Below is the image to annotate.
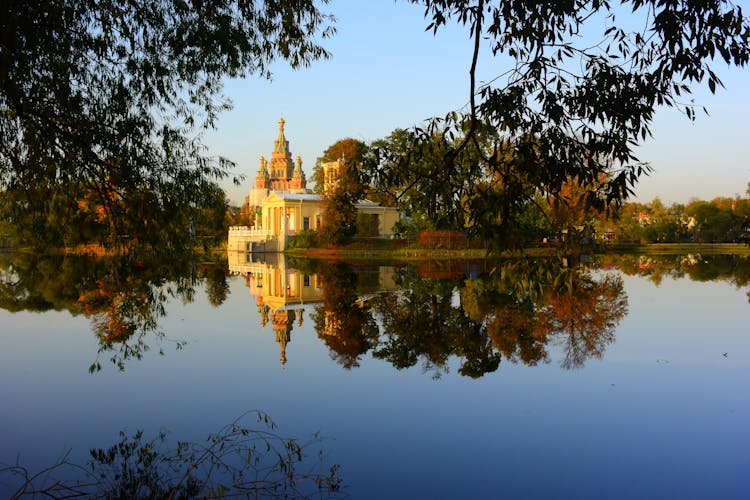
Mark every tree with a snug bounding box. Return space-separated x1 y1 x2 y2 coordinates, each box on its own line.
317 139 368 245
538 273 627 369
368 126 486 231
312 138 368 194
685 199 741 242
1 0 334 248
399 0 748 248
192 184 231 239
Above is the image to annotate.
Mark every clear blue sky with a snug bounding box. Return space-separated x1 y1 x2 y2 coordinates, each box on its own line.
206 0 750 207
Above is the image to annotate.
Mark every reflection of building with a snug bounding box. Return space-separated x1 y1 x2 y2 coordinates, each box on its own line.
271 309 295 365
229 252 321 366
228 117 400 252
228 253 397 365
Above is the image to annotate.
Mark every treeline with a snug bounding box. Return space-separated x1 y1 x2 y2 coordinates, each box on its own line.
307 131 750 248
602 194 750 244
0 182 231 250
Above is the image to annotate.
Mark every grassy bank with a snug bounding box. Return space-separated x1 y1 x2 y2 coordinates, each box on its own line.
605 243 750 255
283 241 750 260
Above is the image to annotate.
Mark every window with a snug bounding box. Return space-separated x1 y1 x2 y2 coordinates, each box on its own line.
303 216 310 230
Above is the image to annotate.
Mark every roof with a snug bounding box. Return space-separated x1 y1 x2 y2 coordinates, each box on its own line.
265 192 323 203
355 203 400 212
263 192 399 211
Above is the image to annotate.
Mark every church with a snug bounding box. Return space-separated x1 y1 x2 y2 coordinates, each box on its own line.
229 117 400 252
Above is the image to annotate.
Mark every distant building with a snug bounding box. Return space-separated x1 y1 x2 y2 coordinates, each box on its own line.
230 117 400 252
637 211 654 226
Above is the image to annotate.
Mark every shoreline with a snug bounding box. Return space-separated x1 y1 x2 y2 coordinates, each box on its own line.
281 242 750 260
5 242 748 260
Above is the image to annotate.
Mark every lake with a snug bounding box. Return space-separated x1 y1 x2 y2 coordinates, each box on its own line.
1 251 748 498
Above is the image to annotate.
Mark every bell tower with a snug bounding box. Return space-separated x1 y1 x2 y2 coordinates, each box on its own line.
245 116 309 216
269 117 294 182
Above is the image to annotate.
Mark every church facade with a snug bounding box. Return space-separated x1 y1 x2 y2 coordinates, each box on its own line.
229 117 400 252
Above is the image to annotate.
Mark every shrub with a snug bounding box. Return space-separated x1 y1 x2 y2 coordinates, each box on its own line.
355 213 380 237
2 412 344 498
287 229 319 249
417 229 468 249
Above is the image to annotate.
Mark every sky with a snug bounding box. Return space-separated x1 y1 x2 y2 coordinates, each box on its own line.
205 0 750 207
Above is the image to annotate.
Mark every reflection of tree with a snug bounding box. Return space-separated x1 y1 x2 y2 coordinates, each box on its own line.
463 278 548 367
0 251 226 372
467 260 628 370
537 274 627 369
600 254 750 301
371 270 500 379
200 262 230 307
310 262 378 369
300 257 629 377
363 258 628 377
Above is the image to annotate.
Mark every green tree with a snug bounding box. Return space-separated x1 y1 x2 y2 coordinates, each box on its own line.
686 199 738 242
192 184 230 238
367 125 486 232
1 0 334 248
317 140 368 246
404 0 748 247
312 138 368 194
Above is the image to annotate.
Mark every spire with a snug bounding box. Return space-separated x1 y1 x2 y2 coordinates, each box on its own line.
272 309 294 366
293 155 304 179
269 115 294 180
276 330 289 366
274 116 289 154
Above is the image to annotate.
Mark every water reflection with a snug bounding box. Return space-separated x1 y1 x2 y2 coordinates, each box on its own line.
0 251 228 371
3 250 748 498
230 253 632 376
227 252 398 368
599 253 750 297
4 250 749 376
372 259 628 376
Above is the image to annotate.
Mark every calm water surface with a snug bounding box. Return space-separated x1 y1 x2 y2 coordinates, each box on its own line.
1 252 748 498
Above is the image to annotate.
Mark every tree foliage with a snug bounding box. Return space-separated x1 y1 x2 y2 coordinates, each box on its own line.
606 193 750 243
368 0 749 247
1 0 334 248
317 139 368 245
313 138 368 194
367 126 485 231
